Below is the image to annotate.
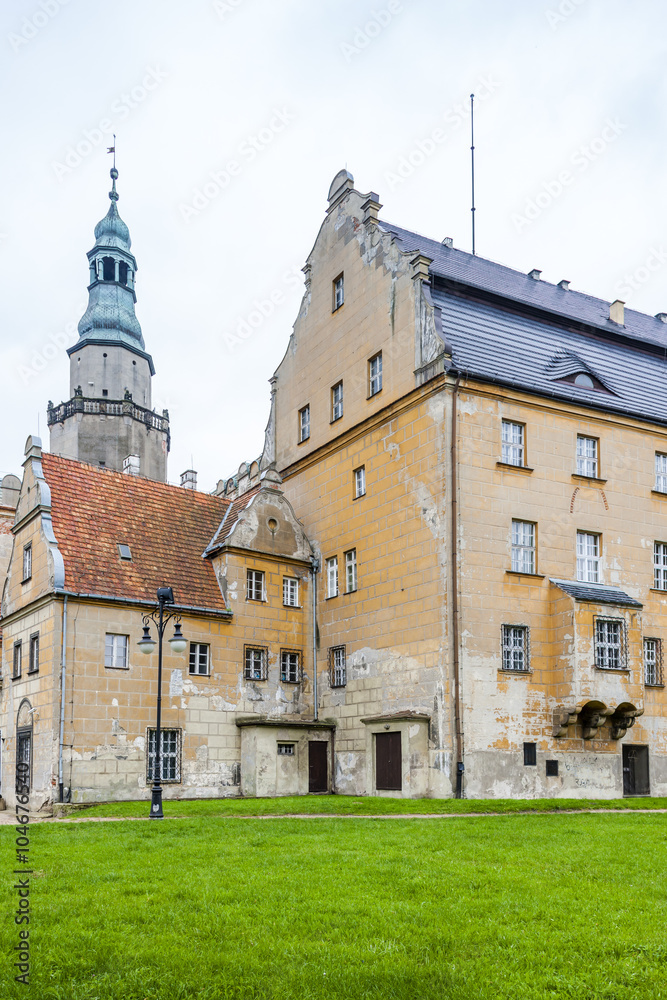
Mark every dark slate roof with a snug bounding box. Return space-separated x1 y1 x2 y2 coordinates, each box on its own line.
550 579 643 608
381 221 667 351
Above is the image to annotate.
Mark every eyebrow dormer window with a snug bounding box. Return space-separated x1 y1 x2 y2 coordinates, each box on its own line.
574 373 594 388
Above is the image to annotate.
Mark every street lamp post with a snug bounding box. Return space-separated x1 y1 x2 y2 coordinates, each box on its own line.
137 586 187 819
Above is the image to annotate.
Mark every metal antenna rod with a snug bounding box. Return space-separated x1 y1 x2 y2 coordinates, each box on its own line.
470 93 476 256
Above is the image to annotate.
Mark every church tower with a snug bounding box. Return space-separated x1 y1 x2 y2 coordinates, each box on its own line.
48 165 170 482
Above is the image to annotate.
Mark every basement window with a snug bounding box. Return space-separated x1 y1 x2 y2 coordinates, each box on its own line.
147 728 181 782
277 743 295 756
546 760 559 777
523 742 537 766
117 543 132 561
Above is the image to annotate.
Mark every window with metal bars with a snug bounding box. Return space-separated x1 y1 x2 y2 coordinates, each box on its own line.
189 642 209 675
501 420 524 466
244 646 267 681
329 645 346 687
654 542 667 590
655 453 667 494
576 435 599 477
594 617 626 669
643 638 663 686
577 531 600 583
280 650 300 683
501 625 529 672
246 569 265 601
146 728 181 782
511 520 535 574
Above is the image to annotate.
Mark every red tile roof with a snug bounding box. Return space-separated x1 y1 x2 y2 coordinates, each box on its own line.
41 455 231 611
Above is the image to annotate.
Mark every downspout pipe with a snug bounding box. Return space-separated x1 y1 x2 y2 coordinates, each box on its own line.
451 374 464 797
58 594 68 803
311 557 320 721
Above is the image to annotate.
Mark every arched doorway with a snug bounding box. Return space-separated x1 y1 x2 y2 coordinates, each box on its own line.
16 699 33 795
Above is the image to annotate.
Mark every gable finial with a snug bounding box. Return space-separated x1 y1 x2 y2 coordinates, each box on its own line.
107 135 118 202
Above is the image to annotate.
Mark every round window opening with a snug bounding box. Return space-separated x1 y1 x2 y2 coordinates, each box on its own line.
267 518 279 533
574 373 595 389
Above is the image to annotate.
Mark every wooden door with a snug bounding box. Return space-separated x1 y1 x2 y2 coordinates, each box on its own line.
375 731 402 791
308 741 328 793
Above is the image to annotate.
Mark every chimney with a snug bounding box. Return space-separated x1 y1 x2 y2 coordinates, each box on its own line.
442 237 453 248
180 469 197 490
558 279 570 290
122 455 140 476
609 299 625 325
528 269 542 280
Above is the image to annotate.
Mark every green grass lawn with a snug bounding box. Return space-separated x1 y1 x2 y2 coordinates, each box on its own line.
3 812 667 999
61 793 667 819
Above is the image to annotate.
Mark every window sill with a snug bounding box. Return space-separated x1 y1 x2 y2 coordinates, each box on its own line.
505 571 545 579
496 462 534 474
21 578 32 585
571 474 607 485
245 676 267 683
297 436 310 446
27 670 39 676
649 589 667 595
283 604 302 610
353 493 366 501
188 671 210 678
498 669 532 675
105 665 130 670
330 416 343 425
651 490 667 498
332 304 344 314
325 594 338 600
280 679 301 685
11 675 22 682
645 682 665 688
594 666 630 673
367 390 383 401
246 598 266 603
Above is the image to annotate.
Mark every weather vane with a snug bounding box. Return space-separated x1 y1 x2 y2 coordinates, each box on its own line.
107 134 116 168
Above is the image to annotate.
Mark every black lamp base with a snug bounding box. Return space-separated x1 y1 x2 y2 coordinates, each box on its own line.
149 784 164 819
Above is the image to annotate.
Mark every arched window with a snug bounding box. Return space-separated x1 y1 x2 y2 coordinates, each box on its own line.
574 373 595 389
102 256 115 281
118 262 129 286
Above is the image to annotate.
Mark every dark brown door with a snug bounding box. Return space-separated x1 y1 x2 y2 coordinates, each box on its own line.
16 729 32 794
623 745 650 796
376 731 402 791
308 741 328 793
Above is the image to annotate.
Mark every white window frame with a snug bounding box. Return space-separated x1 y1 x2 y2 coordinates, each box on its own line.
369 353 382 396
576 435 598 478
511 520 535 574
354 466 366 498
280 650 300 684
332 381 343 421
246 569 265 602
188 642 209 676
330 645 346 687
326 557 338 598
345 549 357 593
595 618 625 670
147 728 181 782
655 453 667 494
244 646 267 681
22 544 32 582
644 637 663 686
501 420 524 467
501 625 529 672
333 274 344 311
105 633 128 669
283 576 299 607
299 405 310 443
654 542 667 591
577 531 600 583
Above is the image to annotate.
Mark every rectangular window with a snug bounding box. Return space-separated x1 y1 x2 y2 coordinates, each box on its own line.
345 548 357 593
244 646 267 681
354 466 366 498
576 435 598 477
147 728 181 782
369 353 382 396
326 556 338 598
105 633 128 669
22 544 32 582
546 760 559 777
654 542 667 590
644 638 663 686
502 625 529 672
28 634 39 675
298 405 310 443
330 645 346 687
188 642 209 676
501 420 524 466
277 743 295 756
246 569 265 601
333 274 344 311
523 742 537 766
595 618 625 669
655 453 667 493
280 650 300 683
283 577 299 607
12 641 22 680
577 531 599 583
331 381 343 421
511 520 535 574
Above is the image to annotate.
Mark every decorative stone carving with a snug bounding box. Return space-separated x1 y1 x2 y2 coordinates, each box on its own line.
552 706 580 738
610 706 643 741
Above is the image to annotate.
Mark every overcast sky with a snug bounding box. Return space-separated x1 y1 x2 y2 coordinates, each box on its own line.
2 0 666 491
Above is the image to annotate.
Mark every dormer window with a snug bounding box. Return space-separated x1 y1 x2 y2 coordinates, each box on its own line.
574 373 594 389
557 371 611 393
102 256 115 281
